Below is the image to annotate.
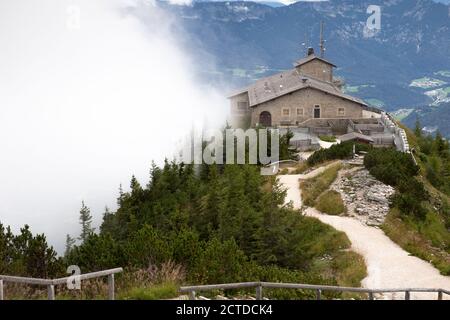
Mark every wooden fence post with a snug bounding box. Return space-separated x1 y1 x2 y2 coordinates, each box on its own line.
256 285 263 300
108 274 115 300
438 290 443 301
189 290 196 300
368 292 374 300
405 291 410 300
0 280 4 300
316 289 321 300
47 285 55 300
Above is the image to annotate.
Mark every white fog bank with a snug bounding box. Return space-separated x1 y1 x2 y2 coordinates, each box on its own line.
0 0 227 252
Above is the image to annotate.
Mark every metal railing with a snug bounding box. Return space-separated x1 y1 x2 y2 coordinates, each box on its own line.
179 282 450 300
0 267 123 300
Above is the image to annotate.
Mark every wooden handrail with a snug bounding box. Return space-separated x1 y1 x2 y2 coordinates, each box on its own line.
0 267 123 300
179 281 450 300
0 275 53 286
52 267 123 285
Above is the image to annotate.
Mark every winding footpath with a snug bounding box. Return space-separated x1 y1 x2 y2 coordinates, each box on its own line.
278 164 450 300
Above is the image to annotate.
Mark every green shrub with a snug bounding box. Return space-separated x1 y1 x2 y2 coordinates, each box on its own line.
0 224 63 278
316 190 347 215
364 148 428 220
66 233 124 272
391 192 427 220
188 238 250 284
364 148 419 187
319 135 337 143
125 225 173 266
307 142 371 167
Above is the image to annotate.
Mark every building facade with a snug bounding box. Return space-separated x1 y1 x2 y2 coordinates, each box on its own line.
229 49 368 128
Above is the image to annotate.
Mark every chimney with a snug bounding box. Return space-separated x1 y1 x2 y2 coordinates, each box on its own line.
307 47 315 56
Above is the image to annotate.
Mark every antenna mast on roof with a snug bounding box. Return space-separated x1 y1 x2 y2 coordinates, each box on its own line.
319 21 326 58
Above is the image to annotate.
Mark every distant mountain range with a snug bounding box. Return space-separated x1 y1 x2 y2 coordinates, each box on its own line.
158 0 450 136
402 102 450 137
192 0 450 5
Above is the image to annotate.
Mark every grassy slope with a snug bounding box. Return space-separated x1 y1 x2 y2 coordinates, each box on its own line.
301 163 342 207
316 190 347 215
382 123 450 275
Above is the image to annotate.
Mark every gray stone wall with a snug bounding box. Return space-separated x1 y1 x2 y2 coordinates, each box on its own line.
296 60 333 82
230 92 251 128
250 87 364 127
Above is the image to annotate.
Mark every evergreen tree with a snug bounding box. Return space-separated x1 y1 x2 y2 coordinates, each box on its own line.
26 234 60 278
1 224 62 277
64 234 76 257
434 131 448 157
79 201 94 243
117 184 125 207
414 118 422 138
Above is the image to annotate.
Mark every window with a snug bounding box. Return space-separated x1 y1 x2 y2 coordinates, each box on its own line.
282 108 290 116
237 101 248 110
338 107 345 116
296 108 304 116
314 105 321 119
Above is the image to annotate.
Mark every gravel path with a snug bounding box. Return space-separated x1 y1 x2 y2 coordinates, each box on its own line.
278 165 450 300
278 161 341 209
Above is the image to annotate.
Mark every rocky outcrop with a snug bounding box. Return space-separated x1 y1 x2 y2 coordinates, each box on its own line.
331 168 395 226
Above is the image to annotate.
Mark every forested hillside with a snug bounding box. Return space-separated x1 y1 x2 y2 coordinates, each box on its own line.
0 159 366 299
62 161 365 299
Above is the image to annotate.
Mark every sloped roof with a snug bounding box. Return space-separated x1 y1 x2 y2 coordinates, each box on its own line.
228 68 367 107
294 54 337 68
339 132 374 143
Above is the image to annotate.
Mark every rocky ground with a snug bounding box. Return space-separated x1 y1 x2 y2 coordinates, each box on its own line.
331 167 395 226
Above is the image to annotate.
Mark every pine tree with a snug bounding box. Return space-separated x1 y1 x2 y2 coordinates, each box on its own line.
100 206 116 235
79 201 95 243
102 206 112 220
117 184 125 207
64 234 76 257
434 130 448 157
414 118 422 138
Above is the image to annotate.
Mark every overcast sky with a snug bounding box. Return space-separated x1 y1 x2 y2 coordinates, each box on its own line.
0 0 227 253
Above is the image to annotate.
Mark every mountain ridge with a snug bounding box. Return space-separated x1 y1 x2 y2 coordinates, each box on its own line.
157 0 450 135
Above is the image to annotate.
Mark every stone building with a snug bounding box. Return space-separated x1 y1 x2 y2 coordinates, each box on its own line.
228 48 370 128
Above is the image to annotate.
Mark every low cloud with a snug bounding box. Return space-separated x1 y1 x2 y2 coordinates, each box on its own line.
0 0 226 252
